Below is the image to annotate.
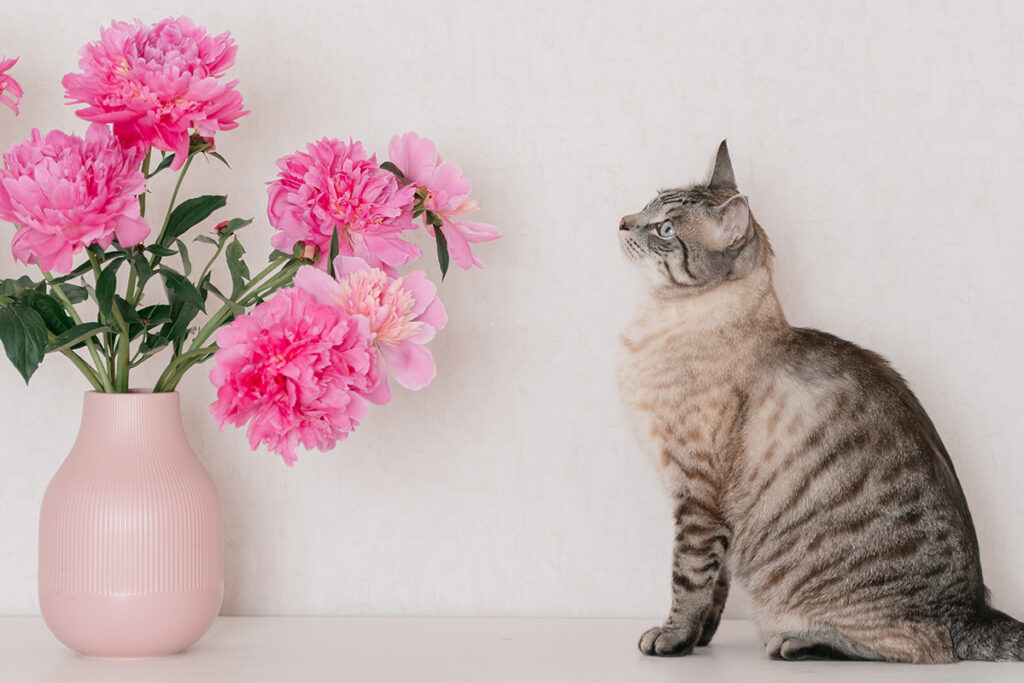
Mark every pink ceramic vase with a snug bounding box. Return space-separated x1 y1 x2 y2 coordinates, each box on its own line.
39 391 223 658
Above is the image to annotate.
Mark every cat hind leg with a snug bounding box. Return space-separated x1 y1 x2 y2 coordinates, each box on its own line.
765 629 883 661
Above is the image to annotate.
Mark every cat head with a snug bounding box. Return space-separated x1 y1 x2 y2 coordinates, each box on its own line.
619 140 770 295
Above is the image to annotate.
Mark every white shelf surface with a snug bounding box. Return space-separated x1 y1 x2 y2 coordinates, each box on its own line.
0 617 1020 682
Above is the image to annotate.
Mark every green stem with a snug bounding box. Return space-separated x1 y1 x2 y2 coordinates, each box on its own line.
106 332 116 383
152 344 218 392
190 258 292 349
110 300 131 392
86 250 102 279
131 152 194 308
139 148 151 217
60 348 104 392
196 238 229 287
85 250 121 380
152 256 295 392
43 272 114 392
154 154 194 249
125 263 138 306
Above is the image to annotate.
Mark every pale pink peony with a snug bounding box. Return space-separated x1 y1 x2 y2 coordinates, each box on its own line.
295 255 447 393
0 124 149 273
388 132 500 269
0 56 23 115
267 138 419 274
209 286 387 466
62 16 247 169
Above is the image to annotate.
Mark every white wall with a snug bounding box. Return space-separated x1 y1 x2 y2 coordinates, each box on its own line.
2 0 1024 623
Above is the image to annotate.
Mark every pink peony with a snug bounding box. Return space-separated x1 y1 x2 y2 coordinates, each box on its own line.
209 286 387 466
0 56 23 115
0 124 149 273
295 255 447 394
267 138 419 274
388 132 500 269
62 16 247 169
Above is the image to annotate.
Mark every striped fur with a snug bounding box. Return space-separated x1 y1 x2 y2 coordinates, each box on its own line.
617 141 1024 663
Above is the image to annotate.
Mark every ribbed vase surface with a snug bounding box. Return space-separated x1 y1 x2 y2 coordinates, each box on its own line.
39 391 223 658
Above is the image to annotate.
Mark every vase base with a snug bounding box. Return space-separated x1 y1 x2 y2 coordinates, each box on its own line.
40 586 223 658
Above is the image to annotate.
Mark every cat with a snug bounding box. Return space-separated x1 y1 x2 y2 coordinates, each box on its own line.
617 140 1024 662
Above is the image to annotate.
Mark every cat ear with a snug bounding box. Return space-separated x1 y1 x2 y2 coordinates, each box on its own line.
709 139 737 191
707 195 750 250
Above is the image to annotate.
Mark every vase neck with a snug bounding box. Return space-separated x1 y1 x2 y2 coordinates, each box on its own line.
73 391 190 461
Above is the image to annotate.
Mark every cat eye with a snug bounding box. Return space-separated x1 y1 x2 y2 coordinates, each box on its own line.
657 221 675 239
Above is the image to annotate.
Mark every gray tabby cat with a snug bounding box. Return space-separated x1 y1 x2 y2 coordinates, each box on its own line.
617 141 1024 662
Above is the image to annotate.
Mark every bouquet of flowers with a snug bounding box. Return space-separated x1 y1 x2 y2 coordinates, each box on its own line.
0 16 500 465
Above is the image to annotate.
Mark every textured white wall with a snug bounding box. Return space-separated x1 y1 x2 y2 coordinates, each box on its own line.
2 0 1024 624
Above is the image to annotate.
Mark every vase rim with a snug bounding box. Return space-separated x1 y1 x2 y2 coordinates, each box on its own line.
84 389 179 395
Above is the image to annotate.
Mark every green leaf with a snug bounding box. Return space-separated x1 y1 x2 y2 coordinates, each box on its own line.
45 322 108 354
47 262 93 284
0 302 48 383
161 195 227 246
425 211 444 229
208 151 230 168
379 161 407 181
205 282 244 316
327 226 340 277
57 283 89 304
195 234 219 246
113 296 141 327
434 225 450 280
133 332 170 366
219 217 252 237
162 302 200 343
132 251 155 290
159 269 206 312
19 290 73 334
148 153 175 177
275 261 301 290
137 304 172 328
188 136 213 156
226 238 250 297
86 243 107 263
146 244 177 257
0 276 44 297
175 239 192 276
94 258 124 321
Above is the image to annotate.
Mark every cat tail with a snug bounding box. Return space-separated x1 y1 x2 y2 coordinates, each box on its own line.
951 609 1024 661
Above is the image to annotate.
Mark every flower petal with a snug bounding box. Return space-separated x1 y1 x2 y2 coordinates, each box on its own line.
380 341 437 391
416 297 448 336
333 254 372 278
388 132 438 187
113 215 150 247
294 265 342 305
439 219 483 270
454 220 502 243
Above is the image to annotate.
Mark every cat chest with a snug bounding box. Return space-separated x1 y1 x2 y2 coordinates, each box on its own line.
618 342 742 493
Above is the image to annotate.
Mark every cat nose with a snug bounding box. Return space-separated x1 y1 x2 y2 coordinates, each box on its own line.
619 217 630 231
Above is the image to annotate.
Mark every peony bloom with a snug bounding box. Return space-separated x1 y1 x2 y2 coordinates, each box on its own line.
267 138 419 274
0 124 149 273
0 56 23 115
295 255 447 394
209 286 386 466
388 132 500 269
62 16 247 169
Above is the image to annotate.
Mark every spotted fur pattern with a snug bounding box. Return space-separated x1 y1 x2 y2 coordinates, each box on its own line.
618 141 1024 663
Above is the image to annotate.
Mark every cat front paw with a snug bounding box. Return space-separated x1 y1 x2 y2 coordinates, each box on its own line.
638 624 698 656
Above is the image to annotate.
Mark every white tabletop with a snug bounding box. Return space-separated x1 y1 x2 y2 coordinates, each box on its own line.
0 617 1019 682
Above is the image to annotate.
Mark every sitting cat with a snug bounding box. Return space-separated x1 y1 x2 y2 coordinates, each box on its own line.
617 141 1024 662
